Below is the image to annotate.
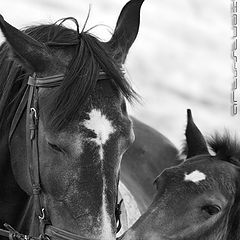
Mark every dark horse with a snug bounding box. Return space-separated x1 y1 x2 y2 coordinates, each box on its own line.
121 110 240 240
0 0 178 239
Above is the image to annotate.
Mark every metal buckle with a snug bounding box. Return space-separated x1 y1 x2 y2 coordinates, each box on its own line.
30 107 38 120
39 208 46 221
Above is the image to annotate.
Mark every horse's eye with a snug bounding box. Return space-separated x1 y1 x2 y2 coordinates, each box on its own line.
201 205 221 216
48 142 63 153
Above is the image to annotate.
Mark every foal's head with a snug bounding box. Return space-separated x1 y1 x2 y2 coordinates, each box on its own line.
0 0 144 239
121 110 240 240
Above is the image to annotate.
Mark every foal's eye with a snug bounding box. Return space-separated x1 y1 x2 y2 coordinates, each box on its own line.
201 205 221 216
48 142 63 153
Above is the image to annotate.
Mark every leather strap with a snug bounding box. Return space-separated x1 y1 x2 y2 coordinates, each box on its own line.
27 71 109 88
28 75 64 88
26 78 48 237
0 228 10 238
26 84 42 217
115 173 123 233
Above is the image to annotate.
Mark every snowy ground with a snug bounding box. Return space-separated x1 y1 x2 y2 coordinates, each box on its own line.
1 0 239 148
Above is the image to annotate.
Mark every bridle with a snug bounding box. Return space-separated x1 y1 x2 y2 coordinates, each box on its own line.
0 72 123 240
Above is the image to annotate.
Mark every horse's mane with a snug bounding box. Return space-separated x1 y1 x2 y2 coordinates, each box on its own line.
208 131 240 167
0 18 137 131
208 134 240 239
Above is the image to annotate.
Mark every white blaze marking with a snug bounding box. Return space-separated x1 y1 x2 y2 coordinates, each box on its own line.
83 109 115 160
83 109 115 239
184 170 206 184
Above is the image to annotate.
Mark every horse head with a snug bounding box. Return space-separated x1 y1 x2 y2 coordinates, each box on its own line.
0 1 144 239
120 109 240 240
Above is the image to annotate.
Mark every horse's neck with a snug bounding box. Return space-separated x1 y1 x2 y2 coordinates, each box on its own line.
117 181 141 237
0 129 29 233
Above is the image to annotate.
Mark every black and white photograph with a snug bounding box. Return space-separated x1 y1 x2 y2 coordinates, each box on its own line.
0 0 239 239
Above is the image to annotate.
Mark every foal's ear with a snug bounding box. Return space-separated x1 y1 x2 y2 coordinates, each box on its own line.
108 0 144 64
0 15 51 73
185 109 209 158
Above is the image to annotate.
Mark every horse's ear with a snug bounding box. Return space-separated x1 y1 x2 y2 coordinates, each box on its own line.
107 0 144 64
185 109 209 158
0 15 51 73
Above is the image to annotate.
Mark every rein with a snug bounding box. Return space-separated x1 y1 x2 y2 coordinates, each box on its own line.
1 72 123 240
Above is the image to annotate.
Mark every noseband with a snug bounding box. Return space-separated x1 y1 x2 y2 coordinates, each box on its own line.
0 72 122 240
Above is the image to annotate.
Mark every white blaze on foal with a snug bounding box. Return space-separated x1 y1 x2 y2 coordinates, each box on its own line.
83 109 116 239
184 170 206 184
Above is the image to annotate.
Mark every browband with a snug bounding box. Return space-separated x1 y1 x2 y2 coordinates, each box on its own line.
28 74 64 88
28 71 109 87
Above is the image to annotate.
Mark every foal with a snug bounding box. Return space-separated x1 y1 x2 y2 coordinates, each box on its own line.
121 110 240 240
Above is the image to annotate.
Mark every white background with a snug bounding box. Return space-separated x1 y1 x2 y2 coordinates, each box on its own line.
0 0 239 148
